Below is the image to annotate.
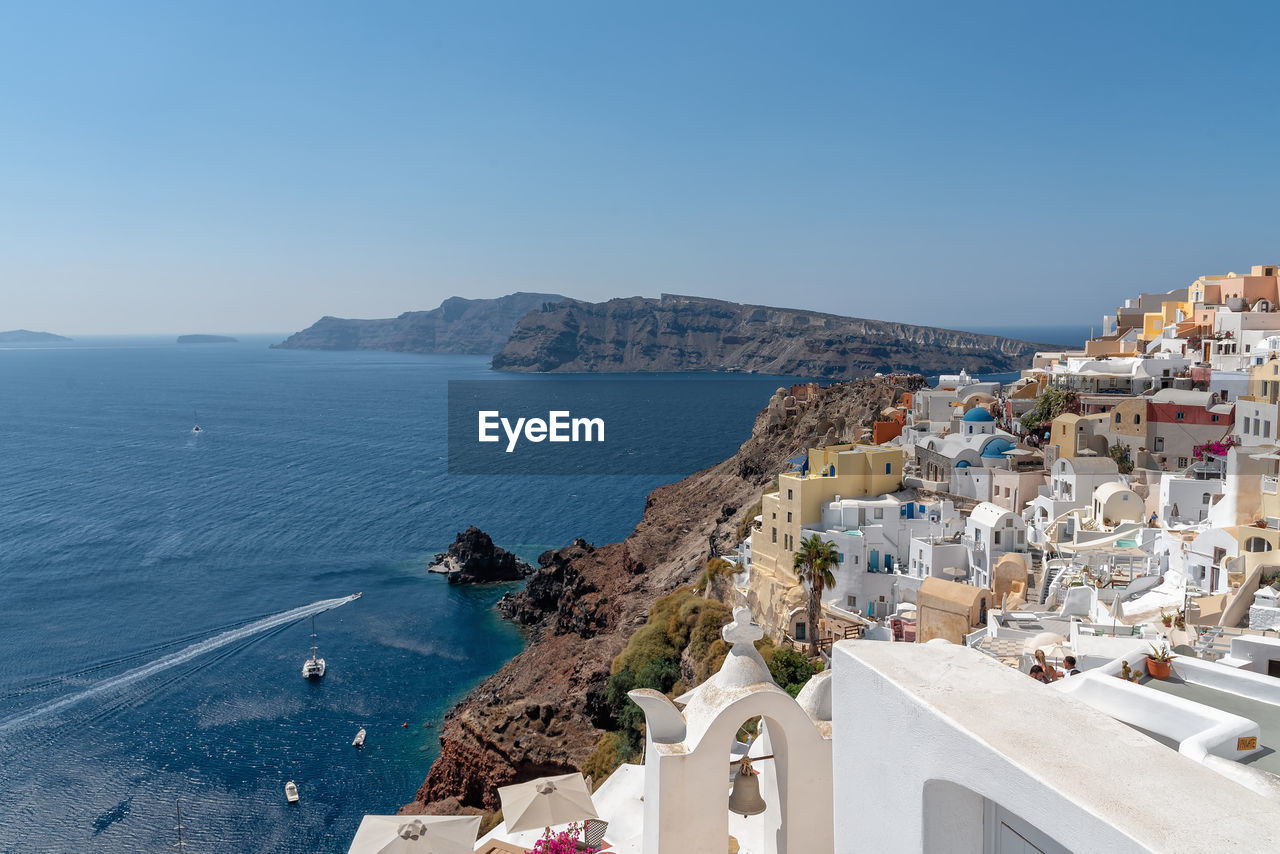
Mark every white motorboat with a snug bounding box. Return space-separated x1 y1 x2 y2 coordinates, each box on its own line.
301 615 325 679
352 727 366 748
284 781 299 804
192 409 202 433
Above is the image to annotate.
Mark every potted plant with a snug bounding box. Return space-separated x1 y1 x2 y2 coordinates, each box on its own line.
1146 643 1175 679
1175 610 1186 630
1160 609 1173 628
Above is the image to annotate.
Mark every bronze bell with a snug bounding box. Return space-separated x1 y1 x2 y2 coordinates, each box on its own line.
728 759 767 817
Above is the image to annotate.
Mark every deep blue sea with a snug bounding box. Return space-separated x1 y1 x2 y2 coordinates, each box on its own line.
0 326 1068 851
0 337 801 853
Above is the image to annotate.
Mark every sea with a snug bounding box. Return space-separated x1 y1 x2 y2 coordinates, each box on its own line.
0 326 1086 852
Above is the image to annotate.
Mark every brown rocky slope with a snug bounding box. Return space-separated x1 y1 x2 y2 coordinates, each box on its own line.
402 376 919 815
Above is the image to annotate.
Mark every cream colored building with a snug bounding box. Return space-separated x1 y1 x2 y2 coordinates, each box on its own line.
747 444 904 640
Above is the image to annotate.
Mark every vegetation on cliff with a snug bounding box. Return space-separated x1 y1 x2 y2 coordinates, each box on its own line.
581 577 819 782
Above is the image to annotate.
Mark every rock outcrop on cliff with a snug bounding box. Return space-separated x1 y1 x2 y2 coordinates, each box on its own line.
273 292 565 355
429 527 534 585
403 376 911 816
491 294 1048 378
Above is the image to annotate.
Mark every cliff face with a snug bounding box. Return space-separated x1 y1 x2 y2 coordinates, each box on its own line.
273 293 565 355
492 294 1044 377
402 376 912 816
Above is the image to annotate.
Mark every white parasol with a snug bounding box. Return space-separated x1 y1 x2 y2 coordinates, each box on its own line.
346 814 481 854
499 773 599 834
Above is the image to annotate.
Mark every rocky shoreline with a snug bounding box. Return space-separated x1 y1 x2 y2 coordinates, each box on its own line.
428 527 534 585
401 377 912 816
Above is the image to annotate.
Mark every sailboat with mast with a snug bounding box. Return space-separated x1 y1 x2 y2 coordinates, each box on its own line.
301 615 325 679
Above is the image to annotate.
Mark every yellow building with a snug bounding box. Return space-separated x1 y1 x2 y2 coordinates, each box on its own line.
753 443 904 577
1141 297 1192 343
1048 412 1110 460
1247 358 1280 405
748 443 904 640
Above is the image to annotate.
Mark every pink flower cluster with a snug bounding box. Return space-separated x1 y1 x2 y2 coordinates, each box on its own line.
1192 436 1238 461
532 823 597 854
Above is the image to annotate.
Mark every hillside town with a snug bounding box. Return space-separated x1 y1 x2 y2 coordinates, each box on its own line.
353 267 1280 854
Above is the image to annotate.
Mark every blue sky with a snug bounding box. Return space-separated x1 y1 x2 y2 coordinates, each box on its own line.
1 2 1277 334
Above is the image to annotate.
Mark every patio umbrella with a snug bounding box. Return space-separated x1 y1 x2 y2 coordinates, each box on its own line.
1022 632 1065 654
346 814 481 854
499 773 599 834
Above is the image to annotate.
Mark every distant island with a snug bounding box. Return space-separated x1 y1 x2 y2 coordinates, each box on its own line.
273 292 565 355
0 329 71 343
177 334 237 344
492 294 1049 378
276 291 1050 378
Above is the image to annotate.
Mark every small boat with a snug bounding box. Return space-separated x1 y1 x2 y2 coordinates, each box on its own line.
301 615 325 679
192 409 202 434
284 781 299 804
352 728 366 748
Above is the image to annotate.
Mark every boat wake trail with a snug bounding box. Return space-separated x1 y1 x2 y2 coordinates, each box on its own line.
0 594 361 735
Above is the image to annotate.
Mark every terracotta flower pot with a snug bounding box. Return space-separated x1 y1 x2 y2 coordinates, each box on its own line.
1146 656 1172 680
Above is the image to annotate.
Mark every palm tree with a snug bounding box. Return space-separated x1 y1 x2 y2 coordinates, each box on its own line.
793 534 839 657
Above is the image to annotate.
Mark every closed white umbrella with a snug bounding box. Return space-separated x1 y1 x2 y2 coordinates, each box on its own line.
346 814 480 854
1022 632 1065 654
499 773 599 834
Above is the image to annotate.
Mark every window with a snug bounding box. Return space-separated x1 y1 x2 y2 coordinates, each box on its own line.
795 623 806 641
786 512 792 523
885 462 892 475
1244 418 1252 433
787 489 793 500
1134 414 1141 424
1245 537 1273 553
1178 457 1188 468
847 595 857 608
994 531 1002 546
1212 415 1220 423
1155 437 1164 452
1213 547 1227 565
1115 413 1121 424
1267 421 1273 439
1176 411 1185 420
772 527 777 543
874 508 883 519
1202 493 1211 505
837 552 844 563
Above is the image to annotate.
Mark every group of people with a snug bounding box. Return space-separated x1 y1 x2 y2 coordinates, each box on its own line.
1029 650 1081 683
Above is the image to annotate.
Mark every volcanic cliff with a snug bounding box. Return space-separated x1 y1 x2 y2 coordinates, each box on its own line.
273 292 565 355
402 375 920 815
491 294 1046 378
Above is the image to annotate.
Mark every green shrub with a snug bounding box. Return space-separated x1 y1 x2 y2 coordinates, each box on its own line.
602 588 734 752
581 731 631 782
768 645 821 697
